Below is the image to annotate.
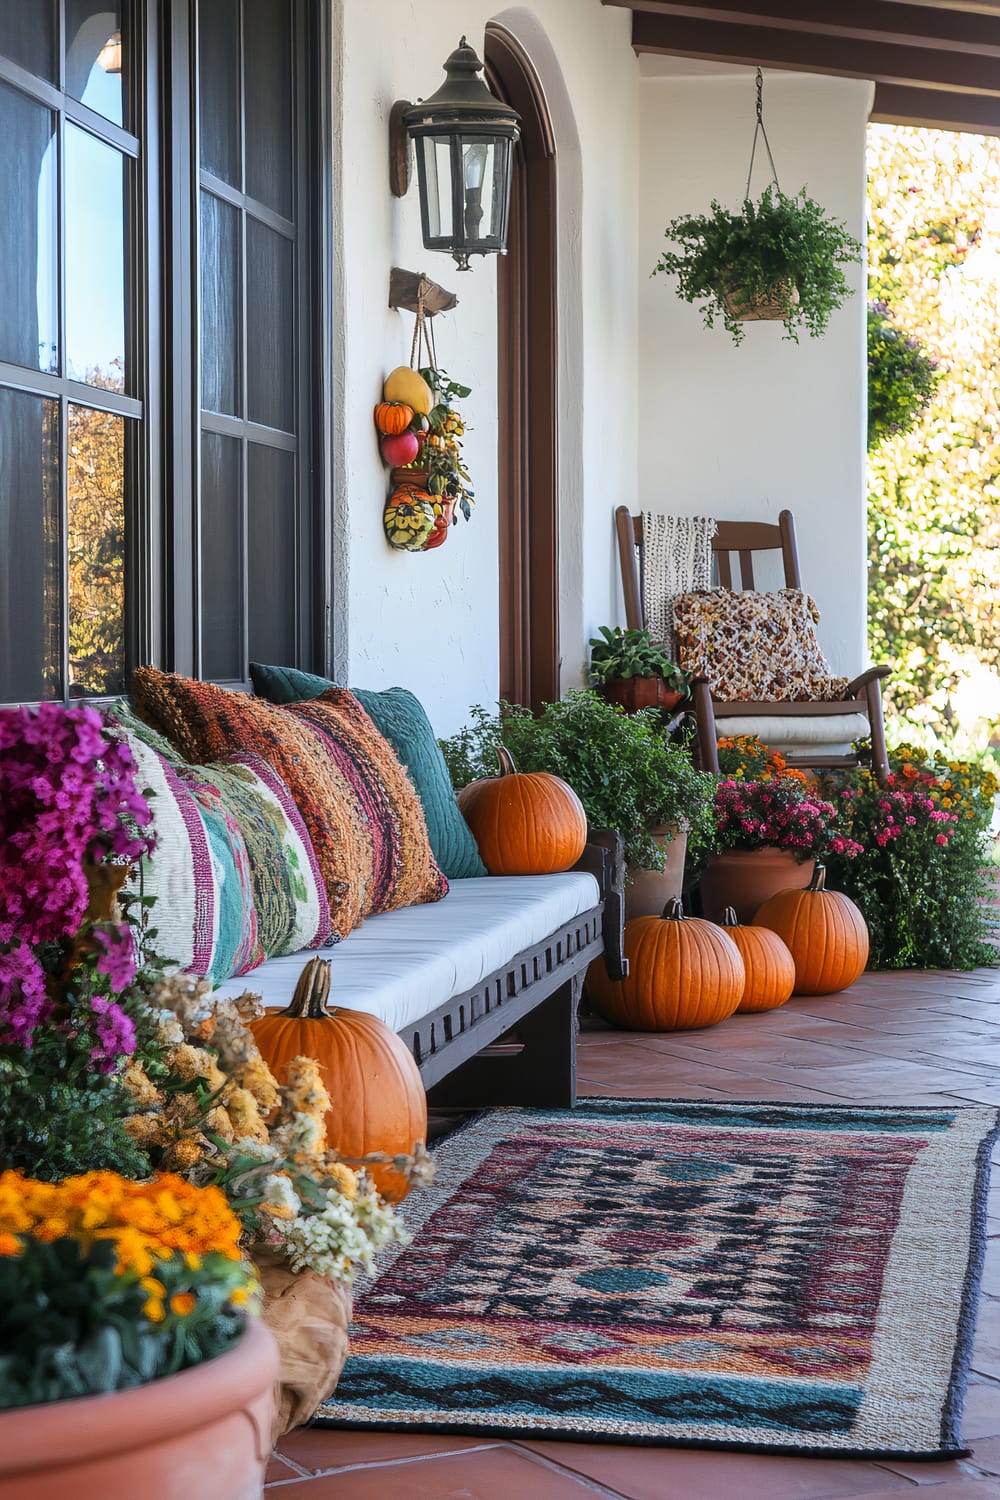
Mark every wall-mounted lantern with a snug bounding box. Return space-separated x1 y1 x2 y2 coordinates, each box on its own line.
389 37 521 271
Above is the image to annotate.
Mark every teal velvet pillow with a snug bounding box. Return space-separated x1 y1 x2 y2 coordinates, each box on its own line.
249 664 488 880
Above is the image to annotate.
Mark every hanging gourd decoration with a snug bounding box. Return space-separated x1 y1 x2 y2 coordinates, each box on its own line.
250 958 426 1203
419 496 455 552
720 907 795 1013
383 489 436 551
383 365 434 415
457 745 588 876
586 899 744 1031
753 865 869 996
374 400 415 436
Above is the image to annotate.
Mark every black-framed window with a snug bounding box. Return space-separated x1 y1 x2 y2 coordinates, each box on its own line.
0 0 325 706
0 1 140 703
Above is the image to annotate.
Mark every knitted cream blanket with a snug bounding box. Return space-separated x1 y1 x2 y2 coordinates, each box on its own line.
640 512 717 654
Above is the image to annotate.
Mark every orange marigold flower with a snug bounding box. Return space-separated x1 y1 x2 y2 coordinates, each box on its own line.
170 1292 197 1317
0 1232 21 1256
144 1297 166 1323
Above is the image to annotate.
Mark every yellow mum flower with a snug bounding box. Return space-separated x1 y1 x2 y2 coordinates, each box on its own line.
144 1298 166 1323
170 1292 197 1317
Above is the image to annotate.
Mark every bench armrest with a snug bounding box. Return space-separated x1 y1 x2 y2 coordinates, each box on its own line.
843 665 891 698
573 827 628 981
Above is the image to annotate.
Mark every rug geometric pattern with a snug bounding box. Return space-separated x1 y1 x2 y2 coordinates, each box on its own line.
317 1100 999 1457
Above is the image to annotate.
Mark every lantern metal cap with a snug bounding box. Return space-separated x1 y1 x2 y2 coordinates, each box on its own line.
402 37 521 135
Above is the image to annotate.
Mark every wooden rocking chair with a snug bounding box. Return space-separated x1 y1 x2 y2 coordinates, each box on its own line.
615 506 890 783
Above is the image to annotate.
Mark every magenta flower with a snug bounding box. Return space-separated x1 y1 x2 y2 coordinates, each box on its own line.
87 995 137 1072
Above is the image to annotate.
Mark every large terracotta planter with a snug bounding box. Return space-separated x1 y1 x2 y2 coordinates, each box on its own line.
625 824 688 920
257 1247 352 1444
598 678 685 714
0 1317 278 1500
699 847 815 925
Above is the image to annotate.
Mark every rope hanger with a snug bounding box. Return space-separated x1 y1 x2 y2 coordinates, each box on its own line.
743 66 782 202
409 278 439 372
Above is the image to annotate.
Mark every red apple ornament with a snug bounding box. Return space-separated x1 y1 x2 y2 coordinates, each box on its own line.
380 430 420 467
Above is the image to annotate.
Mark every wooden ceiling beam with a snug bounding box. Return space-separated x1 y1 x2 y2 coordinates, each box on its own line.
631 10 1000 94
872 80 1000 132
606 0 1000 57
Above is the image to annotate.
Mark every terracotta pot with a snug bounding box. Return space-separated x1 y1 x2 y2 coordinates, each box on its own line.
699 847 815 925
598 678 685 714
625 824 688 920
256 1247 352 1444
0 1317 278 1500
390 465 431 490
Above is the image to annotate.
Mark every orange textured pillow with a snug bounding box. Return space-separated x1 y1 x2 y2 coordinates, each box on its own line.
285 689 447 918
130 668 364 937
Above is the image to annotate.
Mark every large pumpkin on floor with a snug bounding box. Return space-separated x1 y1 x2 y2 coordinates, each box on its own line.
251 958 426 1202
720 907 795 1013
587 899 744 1031
753 865 869 996
457 746 588 875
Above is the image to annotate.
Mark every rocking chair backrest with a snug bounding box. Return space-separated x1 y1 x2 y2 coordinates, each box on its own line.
615 507 802 630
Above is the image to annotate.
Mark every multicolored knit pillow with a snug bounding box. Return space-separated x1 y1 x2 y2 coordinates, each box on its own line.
673 589 851 703
130 669 363 937
284 688 449 919
109 703 333 975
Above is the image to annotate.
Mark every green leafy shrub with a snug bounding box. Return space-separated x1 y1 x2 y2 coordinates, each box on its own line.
439 691 716 871
867 301 940 450
652 186 862 345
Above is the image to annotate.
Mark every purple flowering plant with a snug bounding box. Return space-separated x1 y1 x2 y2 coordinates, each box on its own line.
0 704 158 1179
713 777 863 862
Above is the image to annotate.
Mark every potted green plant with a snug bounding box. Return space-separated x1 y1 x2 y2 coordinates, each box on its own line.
588 626 689 714
439 691 716 918
867 301 940 451
652 185 862 346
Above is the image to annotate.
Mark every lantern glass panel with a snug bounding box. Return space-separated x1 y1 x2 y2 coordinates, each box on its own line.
419 134 454 240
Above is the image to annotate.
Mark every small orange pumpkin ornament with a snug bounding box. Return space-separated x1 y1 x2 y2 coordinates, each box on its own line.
250 958 427 1202
753 865 869 996
457 745 588 876
586 899 745 1031
720 907 795 1013
374 400 415 435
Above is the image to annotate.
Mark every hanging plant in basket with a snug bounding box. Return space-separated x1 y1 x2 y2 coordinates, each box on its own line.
651 70 862 345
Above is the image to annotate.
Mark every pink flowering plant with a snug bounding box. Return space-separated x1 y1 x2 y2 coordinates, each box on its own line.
0 705 159 1179
712 777 861 862
818 761 996 970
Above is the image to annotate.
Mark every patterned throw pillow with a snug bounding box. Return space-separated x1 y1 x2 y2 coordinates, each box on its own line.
673 589 851 703
109 703 332 979
284 689 448 919
130 669 363 938
248 663 488 880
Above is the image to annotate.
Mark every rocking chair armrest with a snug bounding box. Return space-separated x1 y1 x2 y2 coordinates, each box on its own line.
843 665 891 698
573 828 628 981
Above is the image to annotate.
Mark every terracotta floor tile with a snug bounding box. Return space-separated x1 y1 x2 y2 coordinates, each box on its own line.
265 1453 302 1483
959 1380 1000 1439
964 1436 1000 1477
265 1443 621 1497
516 1440 925 1499
275 1428 500 1474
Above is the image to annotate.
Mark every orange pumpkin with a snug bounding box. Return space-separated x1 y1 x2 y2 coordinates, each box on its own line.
250 958 427 1202
753 865 869 996
373 400 415 435
586 899 744 1031
720 907 795 1013
457 745 588 876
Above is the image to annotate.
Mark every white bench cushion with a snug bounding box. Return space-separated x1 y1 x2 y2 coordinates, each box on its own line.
212 872 601 1034
718 712 869 752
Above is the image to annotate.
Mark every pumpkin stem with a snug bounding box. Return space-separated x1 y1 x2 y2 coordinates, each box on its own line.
721 906 739 928
661 897 686 922
809 865 827 892
281 956 334 1018
495 744 519 777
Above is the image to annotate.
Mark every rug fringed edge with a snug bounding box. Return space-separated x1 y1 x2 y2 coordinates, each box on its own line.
939 1106 1000 1450
309 1412 971 1462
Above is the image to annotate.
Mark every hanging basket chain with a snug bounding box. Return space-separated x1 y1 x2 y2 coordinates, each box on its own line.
743 66 781 203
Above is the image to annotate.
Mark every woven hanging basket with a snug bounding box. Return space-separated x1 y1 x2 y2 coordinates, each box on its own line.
722 277 800 323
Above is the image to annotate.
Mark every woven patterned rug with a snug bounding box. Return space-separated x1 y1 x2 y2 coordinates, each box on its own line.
317 1099 999 1457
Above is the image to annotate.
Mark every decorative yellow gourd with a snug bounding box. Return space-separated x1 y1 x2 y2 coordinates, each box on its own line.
383 366 433 416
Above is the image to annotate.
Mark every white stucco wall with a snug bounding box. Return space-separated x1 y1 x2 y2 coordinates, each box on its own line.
636 66 873 674
333 1 640 735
